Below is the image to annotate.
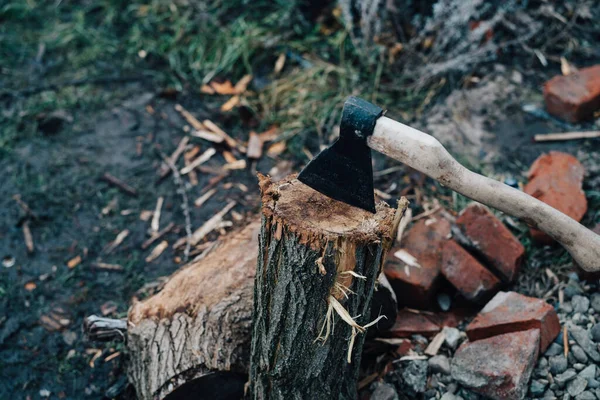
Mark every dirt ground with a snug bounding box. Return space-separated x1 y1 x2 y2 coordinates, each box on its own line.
1 1 600 399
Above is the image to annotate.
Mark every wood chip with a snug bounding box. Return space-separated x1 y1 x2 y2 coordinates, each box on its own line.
174 104 204 130
563 325 569 357
247 131 263 159
141 222 175 250
40 314 62 331
233 74 253 93
23 221 34 253
92 262 123 272
267 141 286 156
221 95 240 112
184 146 200 186
258 125 279 142
374 189 392 200
101 173 138 197
424 331 446 356
24 281 36 291
139 210 153 221
180 148 216 175
194 188 217 208
151 197 164 233
223 151 238 163
393 249 421 268
534 131 600 142
103 230 129 254
145 240 168 262
191 130 224 143
173 201 236 249
159 136 190 179
274 53 286 75
200 84 215 94
223 159 247 170
203 120 237 148
67 255 82 269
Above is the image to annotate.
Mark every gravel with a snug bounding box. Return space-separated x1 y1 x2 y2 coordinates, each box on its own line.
572 295 590 313
549 355 568 374
545 343 563 357
572 345 589 363
591 323 600 342
428 355 451 375
567 376 588 397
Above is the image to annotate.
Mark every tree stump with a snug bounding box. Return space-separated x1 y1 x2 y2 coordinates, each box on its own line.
250 174 405 400
127 221 260 400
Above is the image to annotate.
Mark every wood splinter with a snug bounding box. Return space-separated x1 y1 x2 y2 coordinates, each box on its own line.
250 174 407 400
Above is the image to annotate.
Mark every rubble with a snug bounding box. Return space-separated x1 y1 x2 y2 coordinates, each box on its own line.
524 151 587 244
543 65 600 122
441 240 500 303
451 329 540 400
384 214 451 308
387 309 442 338
455 203 524 282
466 291 560 352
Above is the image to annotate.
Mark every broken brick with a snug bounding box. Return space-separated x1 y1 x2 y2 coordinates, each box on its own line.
451 329 540 400
456 203 524 282
386 309 441 338
441 240 501 303
466 291 560 352
543 65 600 122
524 152 587 244
384 214 451 308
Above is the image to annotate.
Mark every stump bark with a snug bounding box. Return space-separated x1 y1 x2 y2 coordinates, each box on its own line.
127 221 260 400
249 174 404 400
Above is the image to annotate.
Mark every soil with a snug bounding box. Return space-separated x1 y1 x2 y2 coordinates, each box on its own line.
1 70 598 400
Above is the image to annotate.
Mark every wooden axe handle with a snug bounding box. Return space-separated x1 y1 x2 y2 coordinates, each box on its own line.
369 116 600 272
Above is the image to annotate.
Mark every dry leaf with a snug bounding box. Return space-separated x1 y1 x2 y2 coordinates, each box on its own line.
258 125 279 142
210 80 237 95
67 255 82 269
267 141 286 156
233 74 253 93
221 95 240 112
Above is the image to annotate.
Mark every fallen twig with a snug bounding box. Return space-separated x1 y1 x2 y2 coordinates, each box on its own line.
173 201 236 249
101 173 138 197
194 188 217 208
157 149 193 261
103 230 130 254
145 241 168 263
534 131 600 142
91 262 124 272
158 137 189 179
141 222 175 250
174 104 205 130
180 148 216 175
22 221 34 253
151 197 164 233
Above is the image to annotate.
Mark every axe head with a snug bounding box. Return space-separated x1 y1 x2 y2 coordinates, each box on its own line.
298 97 383 213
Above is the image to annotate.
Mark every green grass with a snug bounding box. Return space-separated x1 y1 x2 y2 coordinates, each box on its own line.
0 0 434 155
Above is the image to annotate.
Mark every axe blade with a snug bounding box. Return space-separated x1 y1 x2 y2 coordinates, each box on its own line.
298 96 383 213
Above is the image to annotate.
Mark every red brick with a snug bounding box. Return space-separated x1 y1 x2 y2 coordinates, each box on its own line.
543 65 600 122
384 214 451 308
386 309 441 338
456 203 524 282
451 329 540 400
441 240 501 303
524 152 587 244
466 291 560 352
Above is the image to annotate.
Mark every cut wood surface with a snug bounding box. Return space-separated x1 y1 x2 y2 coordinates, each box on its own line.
249 174 405 400
127 220 260 400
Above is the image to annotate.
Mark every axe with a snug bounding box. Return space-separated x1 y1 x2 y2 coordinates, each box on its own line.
299 97 600 272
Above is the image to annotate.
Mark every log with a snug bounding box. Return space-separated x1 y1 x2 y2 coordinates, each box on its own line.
127 221 260 400
249 174 405 400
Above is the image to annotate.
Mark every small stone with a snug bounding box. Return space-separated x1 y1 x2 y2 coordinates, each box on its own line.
542 389 555 399
569 324 600 362
371 382 399 400
429 355 451 375
565 283 584 300
562 302 575 314
437 292 452 311
555 370 578 386
587 379 600 389
531 380 549 396
591 294 600 313
546 343 564 356
575 391 596 400
451 329 539 400
572 346 589 363
590 323 600 342
574 363 586 371
401 359 428 395
62 330 77 346
440 393 463 400
568 377 588 397
573 296 590 314
579 365 596 382
549 355 568 374
443 327 462 349
466 291 561 352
